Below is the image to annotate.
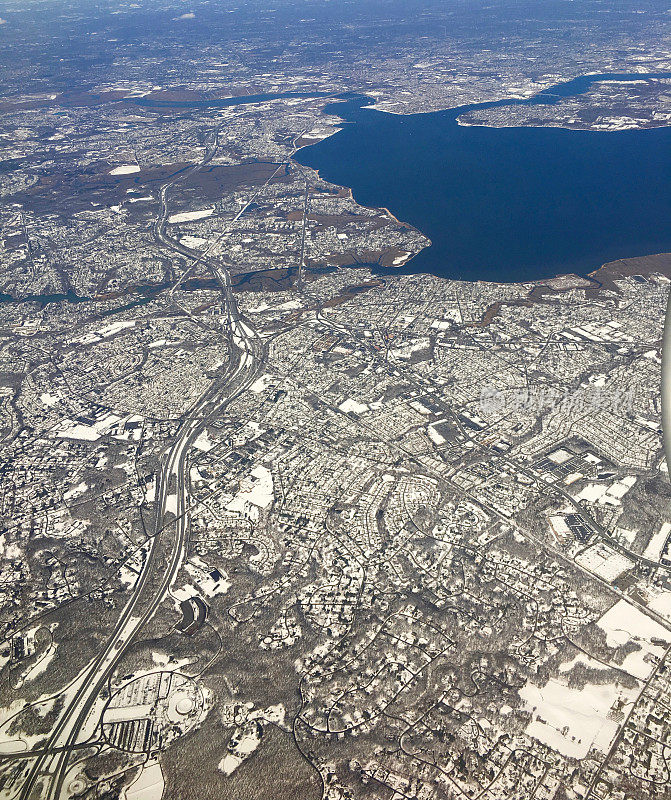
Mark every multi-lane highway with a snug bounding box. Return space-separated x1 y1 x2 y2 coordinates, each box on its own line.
16 136 266 800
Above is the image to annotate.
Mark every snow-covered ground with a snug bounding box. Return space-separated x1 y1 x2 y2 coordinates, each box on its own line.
168 208 214 224
109 165 141 176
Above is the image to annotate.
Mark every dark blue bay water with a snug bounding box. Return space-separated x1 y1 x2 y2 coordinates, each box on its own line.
294 75 671 282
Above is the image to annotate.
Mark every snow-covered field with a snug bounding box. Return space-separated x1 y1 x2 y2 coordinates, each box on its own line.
597 599 670 679
521 677 634 759
109 165 141 176
122 761 164 800
168 208 214 224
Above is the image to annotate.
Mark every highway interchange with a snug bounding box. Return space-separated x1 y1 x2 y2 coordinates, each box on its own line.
15 135 268 800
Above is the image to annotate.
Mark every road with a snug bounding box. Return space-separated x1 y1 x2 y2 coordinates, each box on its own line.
16 133 266 800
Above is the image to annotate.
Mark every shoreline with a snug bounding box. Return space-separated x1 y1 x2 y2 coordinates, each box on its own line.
292 156 671 289
293 72 671 288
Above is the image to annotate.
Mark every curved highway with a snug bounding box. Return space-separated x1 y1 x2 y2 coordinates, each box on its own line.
17 132 266 800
